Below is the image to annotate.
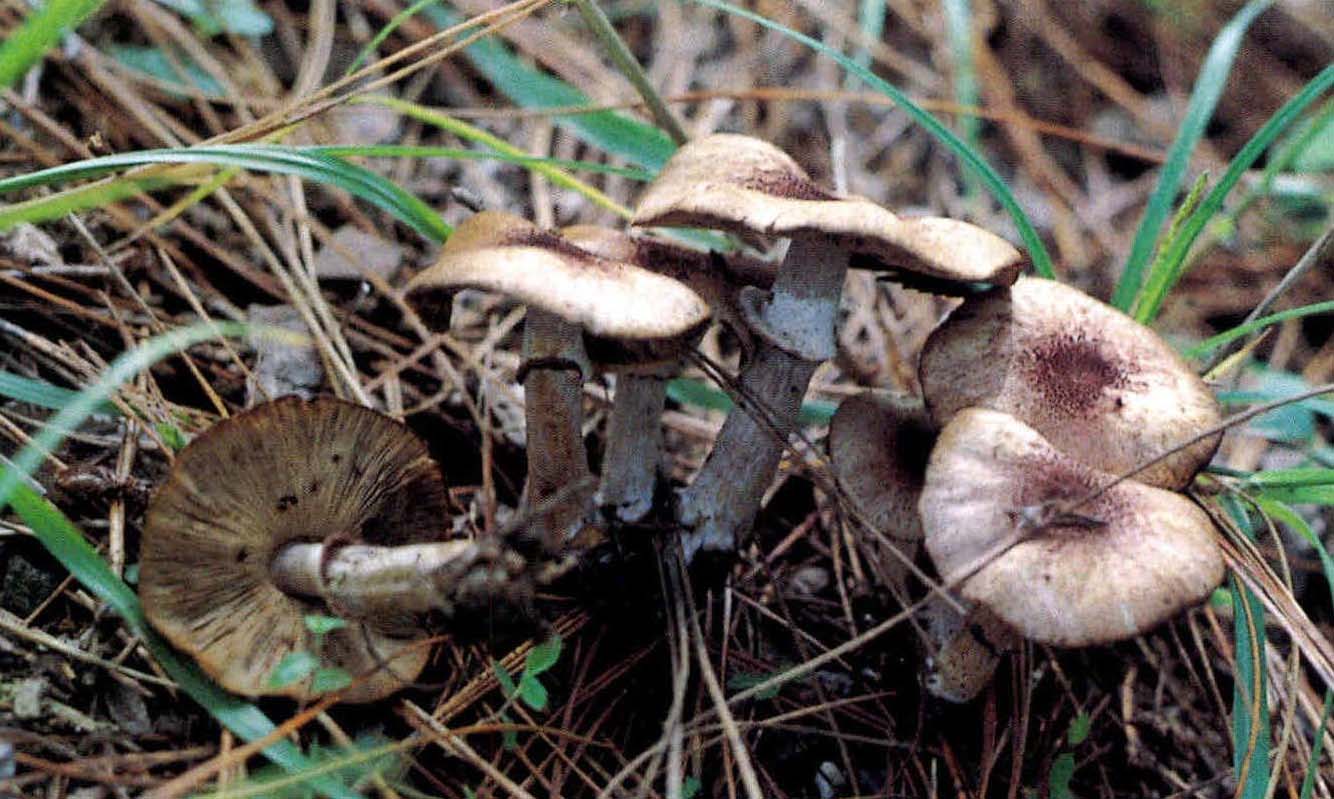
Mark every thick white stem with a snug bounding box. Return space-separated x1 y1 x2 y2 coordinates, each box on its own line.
677 239 850 558
598 374 668 523
270 540 482 619
522 309 594 554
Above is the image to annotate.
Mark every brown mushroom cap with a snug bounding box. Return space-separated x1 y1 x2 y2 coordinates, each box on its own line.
920 408 1224 647
828 392 935 542
919 276 1223 490
631 133 1023 288
405 211 709 343
139 397 449 702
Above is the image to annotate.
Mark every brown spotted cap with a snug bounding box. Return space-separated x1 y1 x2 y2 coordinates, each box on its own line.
405 211 709 342
631 134 1023 288
828 392 935 542
920 408 1224 647
139 397 448 702
919 276 1222 489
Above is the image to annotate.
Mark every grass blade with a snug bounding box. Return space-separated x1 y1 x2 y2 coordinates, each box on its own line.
1112 0 1272 311
1183 300 1334 359
1300 691 1333 799
0 322 360 799
427 5 677 171
348 98 639 217
1132 64 1334 322
0 371 114 413
686 0 1054 279
345 0 444 77
1222 494 1271 799
942 0 981 199
0 146 450 241
0 0 105 90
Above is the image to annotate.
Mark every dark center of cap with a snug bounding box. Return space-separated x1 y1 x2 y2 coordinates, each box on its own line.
497 228 617 272
1007 453 1126 544
1023 335 1128 416
739 168 834 202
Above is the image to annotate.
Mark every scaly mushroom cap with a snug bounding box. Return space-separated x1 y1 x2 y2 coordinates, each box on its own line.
139 397 449 702
919 276 1222 489
405 211 710 342
920 408 1224 647
828 392 935 542
631 133 1023 288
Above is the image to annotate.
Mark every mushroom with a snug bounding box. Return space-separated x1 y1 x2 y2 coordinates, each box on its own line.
919 276 1222 490
561 224 773 524
632 133 1023 557
139 397 503 702
828 391 934 548
829 392 1016 703
919 408 1225 647
918 600 1018 704
405 212 710 548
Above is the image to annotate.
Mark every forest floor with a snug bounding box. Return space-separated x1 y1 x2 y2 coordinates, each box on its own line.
1 0 1333 797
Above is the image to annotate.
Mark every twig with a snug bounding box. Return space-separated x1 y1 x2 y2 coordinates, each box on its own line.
676 550 764 799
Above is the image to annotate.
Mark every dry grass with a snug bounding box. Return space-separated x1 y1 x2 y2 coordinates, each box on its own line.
1 1 1332 797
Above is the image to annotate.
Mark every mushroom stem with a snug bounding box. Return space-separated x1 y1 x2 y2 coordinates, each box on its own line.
677 238 850 558
270 540 485 620
522 308 595 554
760 238 849 360
920 598 1017 703
597 373 668 523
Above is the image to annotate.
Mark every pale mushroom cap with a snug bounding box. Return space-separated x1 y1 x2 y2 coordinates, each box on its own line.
631 133 1023 287
919 276 1223 489
139 397 448 702
828 392 935 542
920 408 1225 647
406 211 709 341
561 224 774 369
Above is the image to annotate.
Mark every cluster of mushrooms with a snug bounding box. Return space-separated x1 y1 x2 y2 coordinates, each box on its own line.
136 133 1227 703
831 276 1227 700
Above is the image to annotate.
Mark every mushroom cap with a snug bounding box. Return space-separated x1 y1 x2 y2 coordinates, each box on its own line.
560 225 774 370
919 276 1222 489
631 133 1023 288
920 408 1224 647
828 392 935 542
139 397 449 702
405 211 710 342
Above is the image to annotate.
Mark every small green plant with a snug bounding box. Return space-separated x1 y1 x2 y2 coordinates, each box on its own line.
1048 712 1092 799
267 614 353 694
493 634 563 713
490 635 564 749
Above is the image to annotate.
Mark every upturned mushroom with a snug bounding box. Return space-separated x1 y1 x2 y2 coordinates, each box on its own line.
919 408 1225 647
633 134 1022 557
405 212 710 549
919 276 1222 490
139 397 515 702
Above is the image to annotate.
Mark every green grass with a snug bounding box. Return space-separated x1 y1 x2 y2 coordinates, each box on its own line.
3 1 1332 792
0 0 106 90
1112 0 1273 311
